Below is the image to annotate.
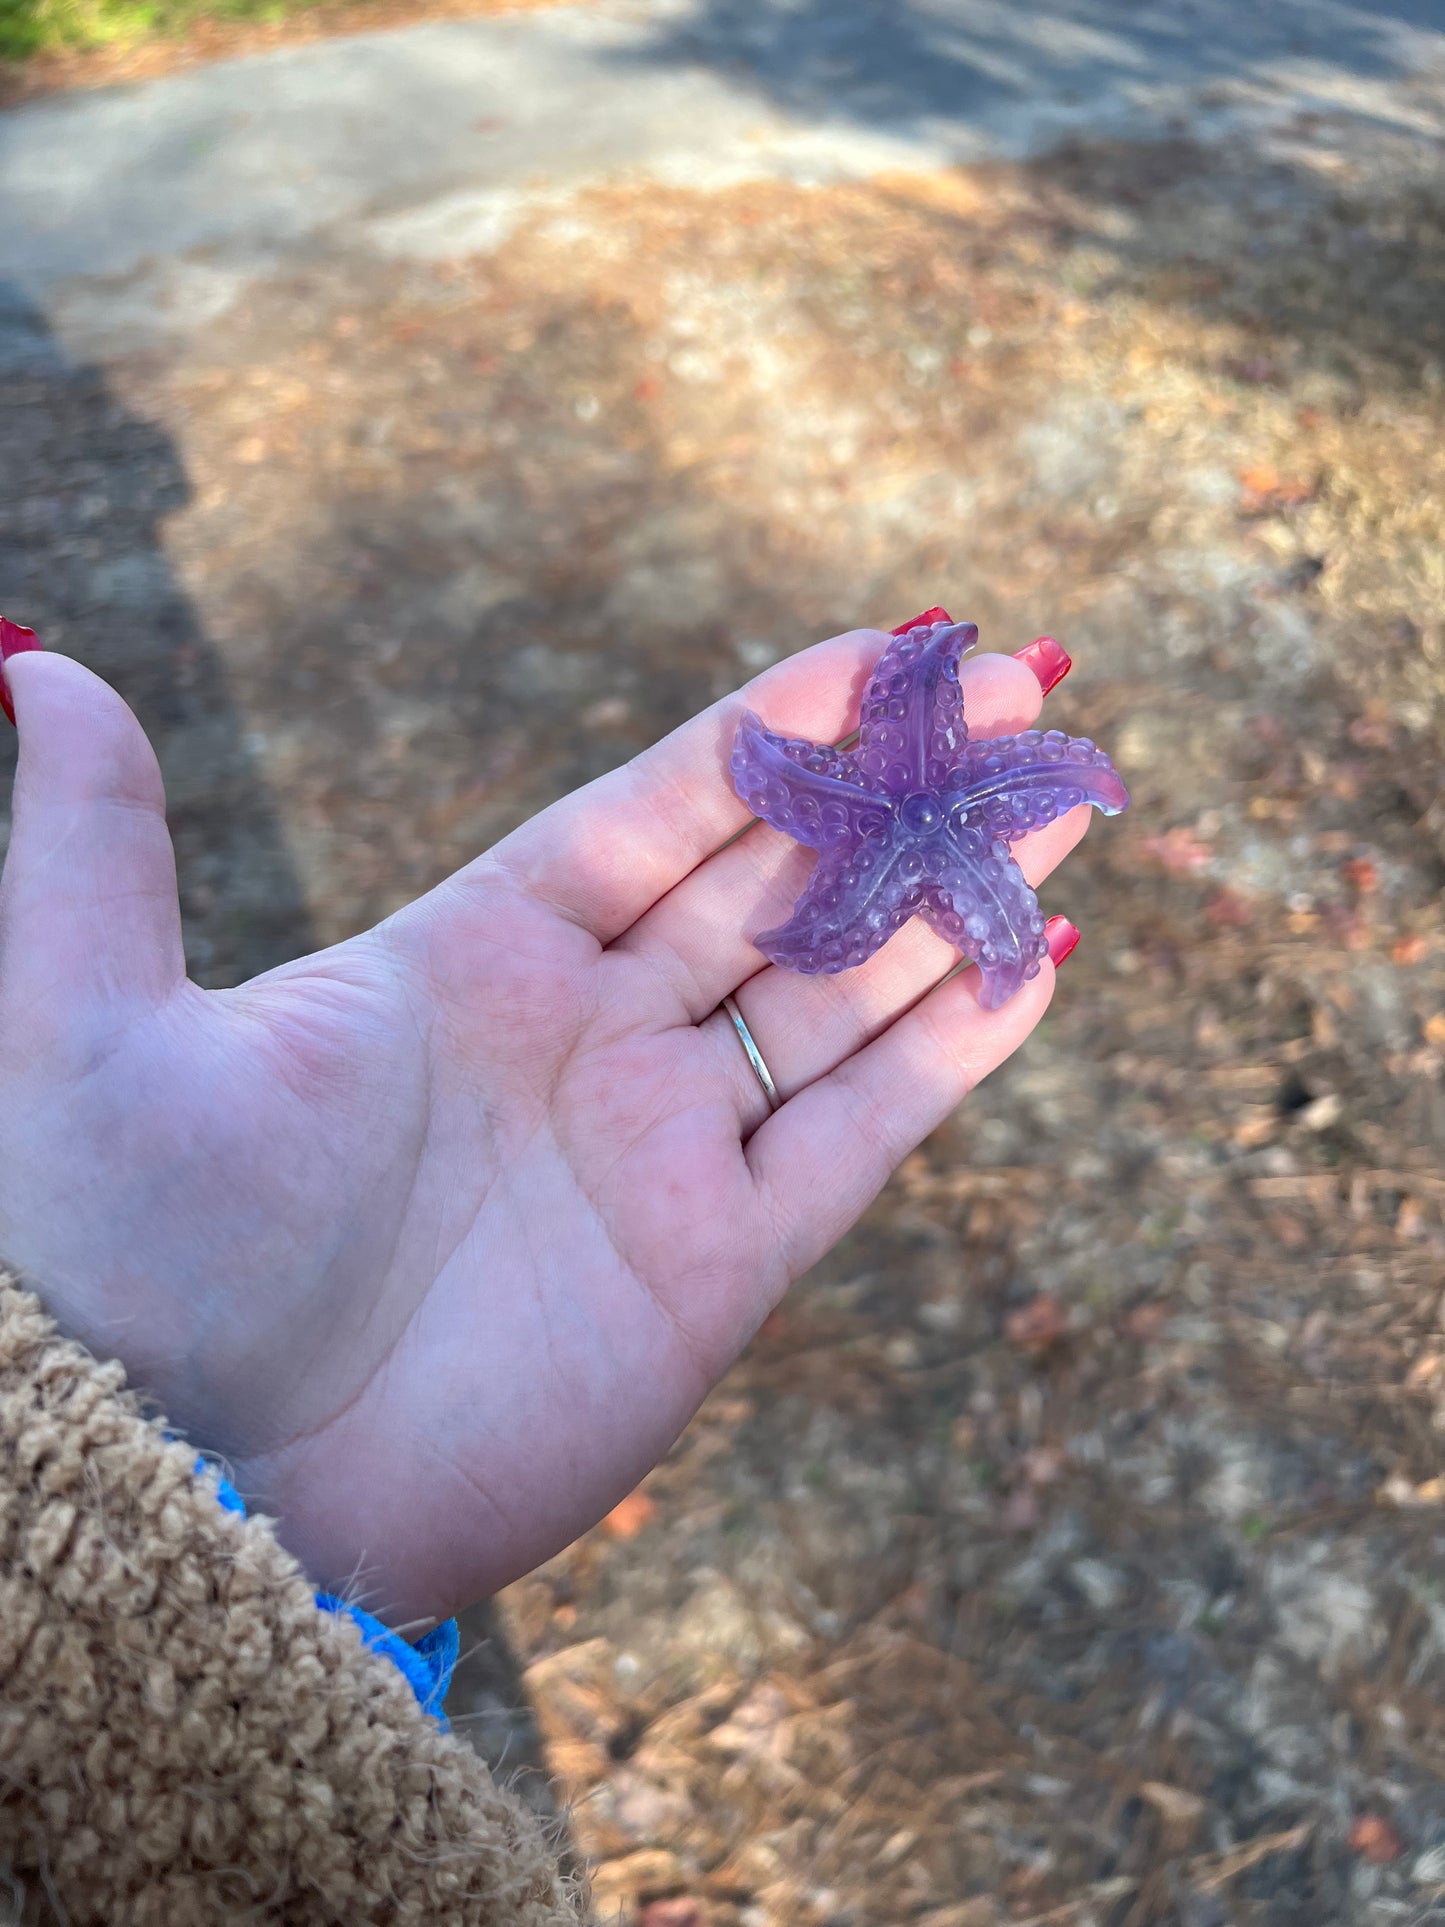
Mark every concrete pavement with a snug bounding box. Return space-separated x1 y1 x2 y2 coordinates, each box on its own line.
3 0 1445 355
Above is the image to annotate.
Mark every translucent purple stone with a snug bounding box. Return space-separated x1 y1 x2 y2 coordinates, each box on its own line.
729 620 1130 1008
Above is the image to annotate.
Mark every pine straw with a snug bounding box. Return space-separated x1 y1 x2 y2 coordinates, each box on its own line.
5 117 1443 1925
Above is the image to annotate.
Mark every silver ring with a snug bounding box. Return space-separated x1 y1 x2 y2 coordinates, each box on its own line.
721 994 782 1111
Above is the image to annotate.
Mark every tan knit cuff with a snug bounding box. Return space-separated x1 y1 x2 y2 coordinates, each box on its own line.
0 1271 585 1927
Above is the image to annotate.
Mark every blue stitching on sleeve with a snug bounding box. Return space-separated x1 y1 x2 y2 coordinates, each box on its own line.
313 1596 460 1723
191 1455 459 1726
209 1466 248 1516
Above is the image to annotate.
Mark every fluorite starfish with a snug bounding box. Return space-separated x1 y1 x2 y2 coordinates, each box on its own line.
730 618 1130 1009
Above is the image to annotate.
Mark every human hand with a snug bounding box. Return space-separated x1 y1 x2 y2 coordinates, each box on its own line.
0 622 1088 1625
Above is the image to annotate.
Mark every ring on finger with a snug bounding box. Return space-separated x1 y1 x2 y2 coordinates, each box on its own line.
720 994 782 1112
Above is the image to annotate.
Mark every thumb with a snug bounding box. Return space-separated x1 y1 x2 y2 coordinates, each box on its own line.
1 635 186 1015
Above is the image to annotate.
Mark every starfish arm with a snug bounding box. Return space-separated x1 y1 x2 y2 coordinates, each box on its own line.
731 711 892 851
919 830 1049 1010
854 620 979 792
754 844 913 974
947 730 1130 842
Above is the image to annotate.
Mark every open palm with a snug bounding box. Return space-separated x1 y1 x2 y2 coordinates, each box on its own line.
0 627 1090 1626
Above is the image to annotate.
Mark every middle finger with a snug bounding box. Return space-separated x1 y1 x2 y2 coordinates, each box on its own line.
612 649 1049 1019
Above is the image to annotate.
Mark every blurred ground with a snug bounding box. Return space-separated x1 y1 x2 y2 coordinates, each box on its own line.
3 4 1445 1922
0 0 569 97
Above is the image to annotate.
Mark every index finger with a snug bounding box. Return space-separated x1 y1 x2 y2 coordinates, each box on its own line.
472 626 895 941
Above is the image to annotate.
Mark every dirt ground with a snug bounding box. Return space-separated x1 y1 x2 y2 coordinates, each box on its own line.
3 90 1445 1927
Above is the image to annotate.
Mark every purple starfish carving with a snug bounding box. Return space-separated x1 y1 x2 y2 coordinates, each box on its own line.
729 619 1130 1009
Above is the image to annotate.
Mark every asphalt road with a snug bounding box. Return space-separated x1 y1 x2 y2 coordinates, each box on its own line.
3 0 1445 354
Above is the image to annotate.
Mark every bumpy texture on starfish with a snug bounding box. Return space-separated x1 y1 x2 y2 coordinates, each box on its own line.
730 620 1130 1009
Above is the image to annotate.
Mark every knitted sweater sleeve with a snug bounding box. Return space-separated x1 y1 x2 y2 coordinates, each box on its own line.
0 1271 587 1927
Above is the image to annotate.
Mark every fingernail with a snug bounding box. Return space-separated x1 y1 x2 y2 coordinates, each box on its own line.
1044 915 1081 969
891 606 952 635
0 617 41 728
1014 634 1072 696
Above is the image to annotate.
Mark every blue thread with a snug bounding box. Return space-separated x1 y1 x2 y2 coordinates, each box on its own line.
314 1596 459 1723
209 1466 248 1516
191 1455 458 1725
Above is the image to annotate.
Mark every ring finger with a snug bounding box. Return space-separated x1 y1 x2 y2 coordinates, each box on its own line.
702 802 1091 1128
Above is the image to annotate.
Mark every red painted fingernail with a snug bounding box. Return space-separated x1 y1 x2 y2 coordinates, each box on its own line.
891 606 952 635
0 618 42 728
1044 915 1081 968
1013 634 1072 696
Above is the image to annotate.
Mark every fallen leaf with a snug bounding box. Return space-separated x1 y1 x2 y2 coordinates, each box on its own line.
1239 461 1282 493
1125 1301 1170 1341
1000 1485 1040 1534
602 1489 656 1540
640 1900 702 1927
1238 461 1314 510
1262 1209 1309 1248
1393 935 1427 965
898 1150 931 1190
1377 1473 1445 1508
1349 1813 1403 1864
1228 357 1284 386
1005 1295 1068 1353
1207 889 1255 928
1023 1445 1065 1486
1423 1014 1445 1047
1140 826 1214 875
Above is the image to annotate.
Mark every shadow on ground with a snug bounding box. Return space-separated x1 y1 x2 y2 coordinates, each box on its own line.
3 95 1445 1923
0 283 314 983
614 0 1445 144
